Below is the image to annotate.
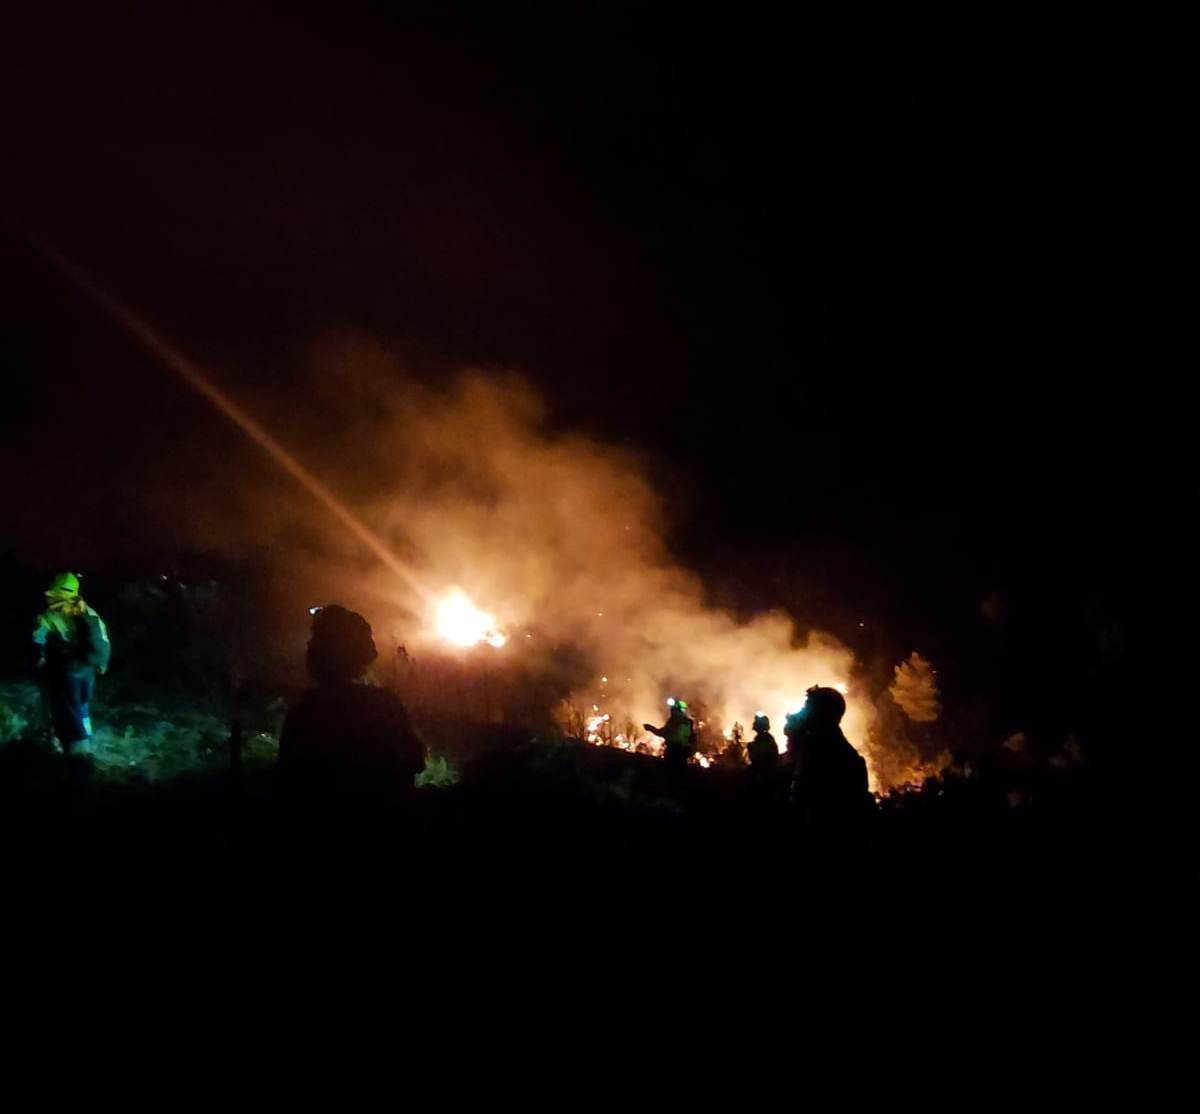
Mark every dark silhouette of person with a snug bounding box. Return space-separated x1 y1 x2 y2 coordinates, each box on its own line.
279 605 424 798
644 698 695 770
784 686 873 826
746 713 780 772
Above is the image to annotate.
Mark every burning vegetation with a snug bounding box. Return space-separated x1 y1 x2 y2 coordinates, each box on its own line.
259 363 952 794
9 285 951 794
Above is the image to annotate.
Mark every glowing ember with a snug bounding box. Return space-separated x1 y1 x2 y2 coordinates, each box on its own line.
434 588 507 648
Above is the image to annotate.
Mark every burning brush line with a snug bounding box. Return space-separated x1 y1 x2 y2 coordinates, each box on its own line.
418 584 934 788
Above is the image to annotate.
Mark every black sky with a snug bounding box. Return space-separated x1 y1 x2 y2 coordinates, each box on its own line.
1 6 1144 646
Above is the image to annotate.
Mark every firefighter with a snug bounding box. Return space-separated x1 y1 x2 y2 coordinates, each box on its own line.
784 686 873 825
32 571 110 752
644 697 696 770
279 605 425 798
746 711 780 772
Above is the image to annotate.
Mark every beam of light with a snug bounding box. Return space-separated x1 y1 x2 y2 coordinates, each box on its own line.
34 244 418 591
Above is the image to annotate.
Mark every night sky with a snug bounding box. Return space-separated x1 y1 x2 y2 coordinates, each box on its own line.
1 6 1139 668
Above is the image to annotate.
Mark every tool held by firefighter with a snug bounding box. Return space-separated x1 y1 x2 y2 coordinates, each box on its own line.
644 697 696 770
32 572 111 752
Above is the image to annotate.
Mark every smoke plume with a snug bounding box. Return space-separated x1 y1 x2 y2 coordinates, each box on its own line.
147 339 906 783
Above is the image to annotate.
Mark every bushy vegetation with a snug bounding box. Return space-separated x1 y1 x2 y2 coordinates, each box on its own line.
0 680 281 783
1 676 465 794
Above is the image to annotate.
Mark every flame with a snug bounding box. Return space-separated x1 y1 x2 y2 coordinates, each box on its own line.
434 587 507 648
560 681 891 785
586 712 611 744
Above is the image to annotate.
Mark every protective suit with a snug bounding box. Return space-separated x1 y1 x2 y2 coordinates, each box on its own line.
32 572 110 749
644 700 696 770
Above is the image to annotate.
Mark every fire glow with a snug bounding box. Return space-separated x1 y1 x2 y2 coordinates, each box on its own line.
434 588 507 648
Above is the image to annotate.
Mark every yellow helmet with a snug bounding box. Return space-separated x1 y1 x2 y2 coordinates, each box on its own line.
46 571 81 602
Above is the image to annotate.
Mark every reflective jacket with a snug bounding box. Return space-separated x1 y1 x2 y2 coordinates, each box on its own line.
34 602 111 674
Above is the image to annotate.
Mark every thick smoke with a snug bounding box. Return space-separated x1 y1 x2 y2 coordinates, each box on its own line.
154 339 887 780
305 349 869 765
